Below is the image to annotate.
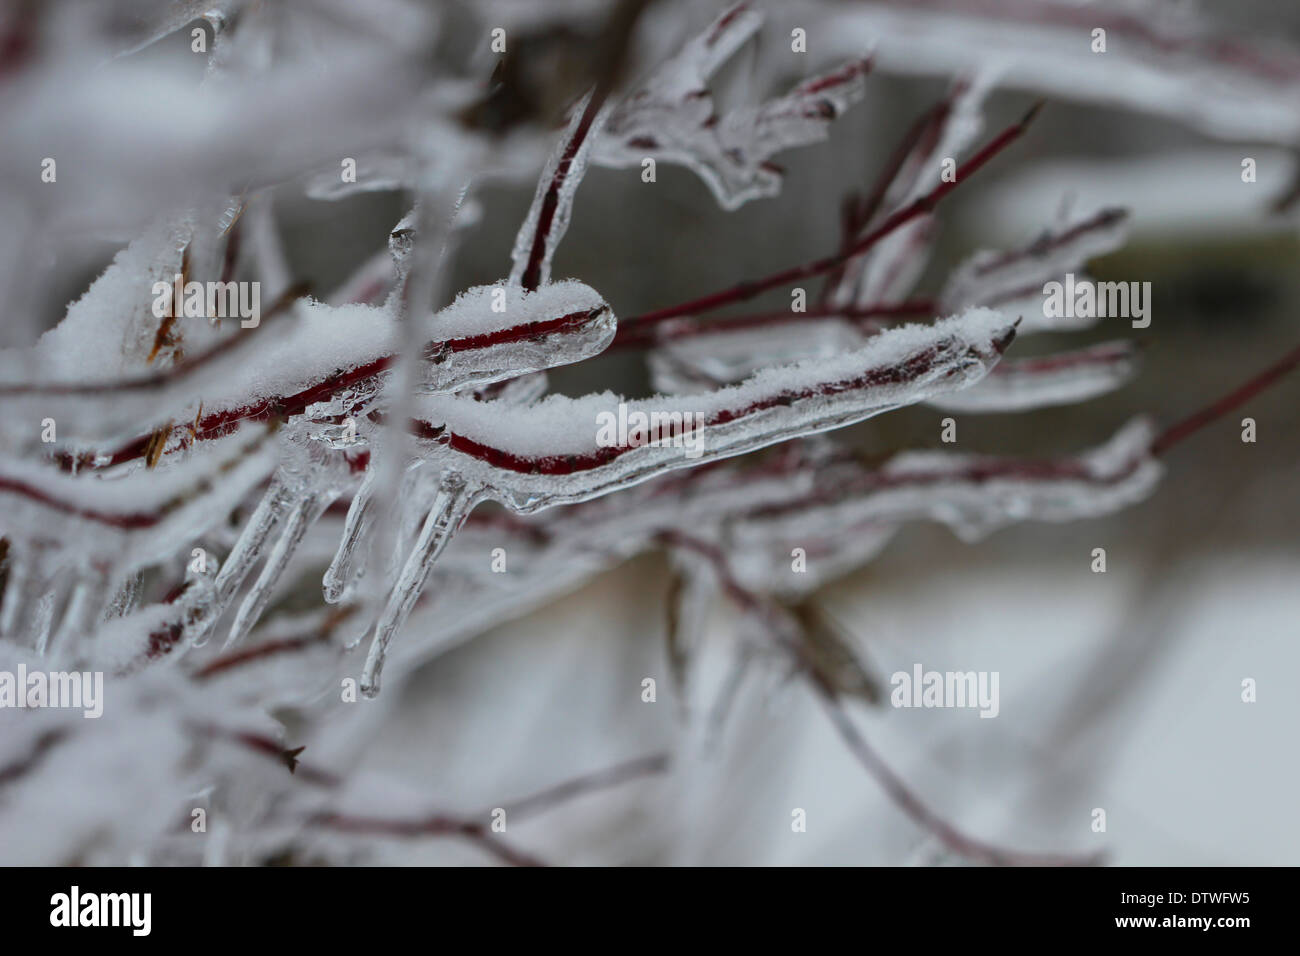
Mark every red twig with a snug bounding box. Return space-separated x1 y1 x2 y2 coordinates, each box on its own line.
818 193 871 308
810 684 1102 866
659 529 1097 866
311 753 668 866
499 752 668 821
191 724 644 865
0 1 37 81
519 89 611 291
611 299 936 349
185 720 550 865
748 456 1114 521
415 335 1020 477
51 306 608 473
618 101 1042 331
0 729 68 788
191 606 358 679
820 89 957 306
988 340 1136 375
192 631 333 680
311 811 547 866
4 284 309 401
189 722 342 787
1151 341 1300 456
972 208 1127 278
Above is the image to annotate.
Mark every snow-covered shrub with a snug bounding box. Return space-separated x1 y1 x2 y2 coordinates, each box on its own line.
0 0 1296 866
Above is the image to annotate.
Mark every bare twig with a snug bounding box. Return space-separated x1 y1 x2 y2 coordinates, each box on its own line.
618 103 1043 330
1152 342 1300 456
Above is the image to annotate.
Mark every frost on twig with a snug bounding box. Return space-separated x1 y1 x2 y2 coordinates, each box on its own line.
1 0 1296 868
813 0 1300 143
355 308 1017 695
593 2 871 210
939 207 1131 331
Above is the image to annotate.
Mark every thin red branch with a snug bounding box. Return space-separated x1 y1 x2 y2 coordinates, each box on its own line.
818 192 870 307
189 722 342 788
1151 341 1300 456
500 752 668 821
311 810 546 866
707 1 751 46
418 335 1018 477
0 729 68 788
0 1 37 81
192 631 333 680
519 88 611 291
0 473 168 529
4 283 308 401
990 340 1136 375
611 299 936 349
660 529 1097 866
52 306 608 473
188 718 553 864
971 208 1128 278
618 102 1042 331
819 87 956 307
809 682 1102 866
310 752 668 866
191 606 358 679
748 456 1112 521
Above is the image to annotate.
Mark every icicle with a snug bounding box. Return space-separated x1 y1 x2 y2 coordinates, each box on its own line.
338 309 1011 680
381 464 438 583
191 478 295 645
928 341 1139 413
31 588 57 656
225 490 337 649
0 549 30 638
50 565 111 653
323 468 378 604
360 472 480 697
106 572 143 619
4 548 60 651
